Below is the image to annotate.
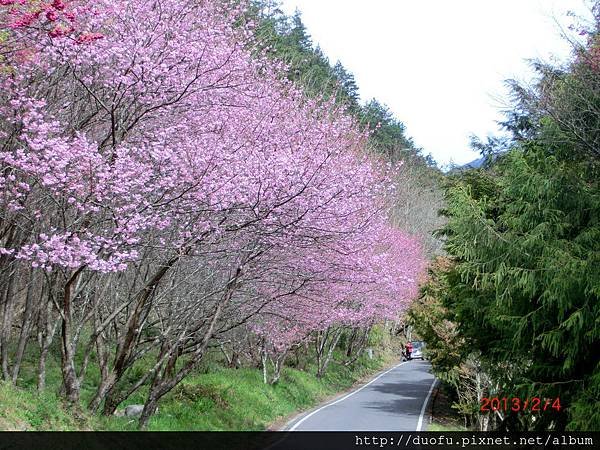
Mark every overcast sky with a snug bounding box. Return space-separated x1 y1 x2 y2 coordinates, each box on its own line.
279 0 591 167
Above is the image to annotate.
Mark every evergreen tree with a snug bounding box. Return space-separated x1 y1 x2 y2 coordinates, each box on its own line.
438 23 600 428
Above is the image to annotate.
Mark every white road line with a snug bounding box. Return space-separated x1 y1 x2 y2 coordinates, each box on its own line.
416 378 437 431
288 361 409 431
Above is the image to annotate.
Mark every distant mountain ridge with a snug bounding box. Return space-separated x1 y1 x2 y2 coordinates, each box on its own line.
461 156 486 169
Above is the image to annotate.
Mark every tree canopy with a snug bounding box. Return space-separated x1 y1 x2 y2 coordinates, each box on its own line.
411 7 600 430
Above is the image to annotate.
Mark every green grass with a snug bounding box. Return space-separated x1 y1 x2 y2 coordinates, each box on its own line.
106 352 392 430
0 346 395 431
427 422 467 431
0 382 96 431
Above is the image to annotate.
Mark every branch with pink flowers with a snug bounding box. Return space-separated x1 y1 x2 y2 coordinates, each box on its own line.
0 0 427 429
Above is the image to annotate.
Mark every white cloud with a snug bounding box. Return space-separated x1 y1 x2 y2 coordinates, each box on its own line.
278 0 591 165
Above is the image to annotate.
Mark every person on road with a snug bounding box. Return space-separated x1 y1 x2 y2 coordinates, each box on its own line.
405 341 413 360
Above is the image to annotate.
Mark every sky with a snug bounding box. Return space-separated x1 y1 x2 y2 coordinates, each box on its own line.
278 0 592 167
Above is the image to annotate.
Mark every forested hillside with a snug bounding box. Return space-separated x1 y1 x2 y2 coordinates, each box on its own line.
0 0 440 430
409 5 600 431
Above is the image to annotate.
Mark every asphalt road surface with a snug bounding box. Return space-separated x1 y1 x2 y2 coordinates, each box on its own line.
286 360 436 431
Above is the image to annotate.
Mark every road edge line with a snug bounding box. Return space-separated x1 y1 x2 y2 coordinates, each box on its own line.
416 378 437 431
287 360 408 431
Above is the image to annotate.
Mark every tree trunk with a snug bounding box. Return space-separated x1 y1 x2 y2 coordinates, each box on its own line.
88 325 112 412
261 343 268 384
89 373 115 413
37 301 59 392
138 395 159 430
344 327 369 366
269 351 286 385
11 279 40 384
136 264 242 429
0 274 16 381
317 328 342 378
345 328 358 357
59 268 85 405
100 255 182 415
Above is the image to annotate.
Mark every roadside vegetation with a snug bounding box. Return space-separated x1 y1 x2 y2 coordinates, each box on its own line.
0 330 400 430
409 4 600 432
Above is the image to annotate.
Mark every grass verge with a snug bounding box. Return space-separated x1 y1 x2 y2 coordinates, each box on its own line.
427 383 467 431
0 382 96 431
0 351 395 431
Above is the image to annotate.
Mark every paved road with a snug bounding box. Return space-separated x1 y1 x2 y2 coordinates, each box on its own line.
286 360 436 431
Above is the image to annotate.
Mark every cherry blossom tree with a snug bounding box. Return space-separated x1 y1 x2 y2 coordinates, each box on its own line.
0 0 427 428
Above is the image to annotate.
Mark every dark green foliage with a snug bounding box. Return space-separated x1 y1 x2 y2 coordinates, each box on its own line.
435 9 600 430
247 1 437 170
439 37 600 429
359 99 414 161
407 257 464 384
442 141 600 430
249 5 358 107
